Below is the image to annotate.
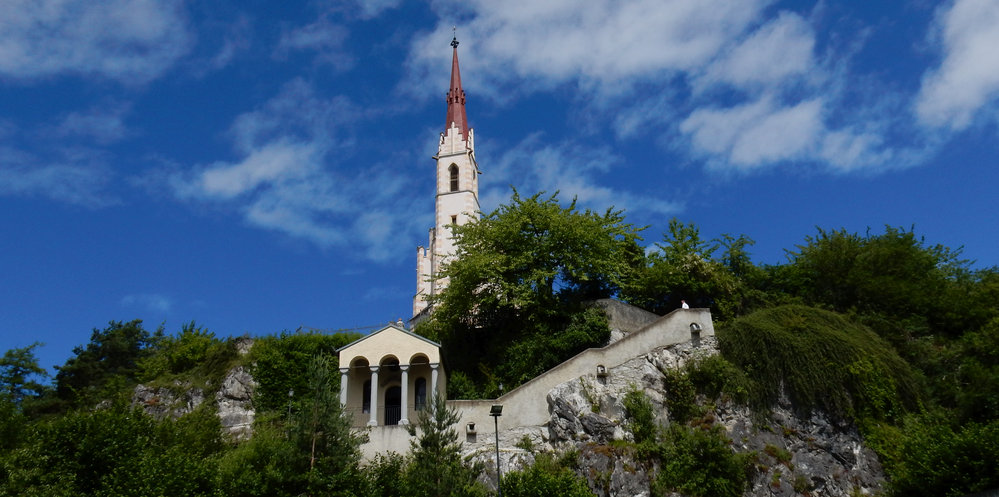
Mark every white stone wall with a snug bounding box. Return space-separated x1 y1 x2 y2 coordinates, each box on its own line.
359 307 714 459
447 308 713 451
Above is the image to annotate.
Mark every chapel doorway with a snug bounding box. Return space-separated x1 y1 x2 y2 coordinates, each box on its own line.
384 386 401 425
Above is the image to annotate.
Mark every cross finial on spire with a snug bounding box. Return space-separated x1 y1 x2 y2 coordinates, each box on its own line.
451 25 459 48
445 27 468 140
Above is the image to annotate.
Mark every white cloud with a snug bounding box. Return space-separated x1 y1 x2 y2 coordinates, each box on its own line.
206 16 252 72
193 141 321 200
679 96 901 172
681 97 822 169
121 294 173 313
275 19 353 69
0 146 114 206
483 134 681 216
406 0 772 100
354 0 402 18
50 105 130 145
0 0 192 83
698 11 816 90
916 0 999 130
166 80 426 261
408 1 906 175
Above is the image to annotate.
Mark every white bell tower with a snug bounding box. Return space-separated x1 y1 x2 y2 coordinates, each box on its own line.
413 35 481 320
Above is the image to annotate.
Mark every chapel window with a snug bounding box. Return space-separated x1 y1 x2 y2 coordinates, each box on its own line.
362 380 371 413
415 378 427 410
449 164 459 192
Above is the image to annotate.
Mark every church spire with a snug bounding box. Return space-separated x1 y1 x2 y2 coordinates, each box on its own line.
445 34 468 140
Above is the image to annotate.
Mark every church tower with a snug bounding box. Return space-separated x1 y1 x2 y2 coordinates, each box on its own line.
413 36 481 320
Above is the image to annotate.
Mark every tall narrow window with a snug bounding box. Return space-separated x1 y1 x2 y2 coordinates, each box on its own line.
449 164 459 192
362 380 371 413
415 378 427 410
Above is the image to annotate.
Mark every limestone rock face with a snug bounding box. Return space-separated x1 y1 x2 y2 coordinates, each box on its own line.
534 336 886 497
132 383 205 419
131 365 257 440
579 444 651 497
721 401 884 496
216 366 256 440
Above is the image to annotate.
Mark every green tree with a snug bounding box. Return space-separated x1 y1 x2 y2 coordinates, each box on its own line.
425 190 641 392
886 413 999 497
0 343 49 404
780 226 982 338
54 320 162 405
620 219 742 319
291 354 366 495
217 353 366 497
501 453 593 497
1 402 221 497
251 331 360 413
652 424 754 497
406 394 485 497
365 452 410 497
216 419 306 497
137 322 235 385
622 388 657 445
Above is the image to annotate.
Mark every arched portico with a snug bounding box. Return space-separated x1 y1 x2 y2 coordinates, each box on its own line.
337 324 445 427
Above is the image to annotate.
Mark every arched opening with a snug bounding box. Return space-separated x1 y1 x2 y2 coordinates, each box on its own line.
449 164 459 192
384 386 402 425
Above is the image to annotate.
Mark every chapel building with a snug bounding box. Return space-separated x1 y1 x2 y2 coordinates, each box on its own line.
412 35 481 321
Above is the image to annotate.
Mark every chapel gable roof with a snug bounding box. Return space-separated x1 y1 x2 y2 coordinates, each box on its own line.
337 324 442 366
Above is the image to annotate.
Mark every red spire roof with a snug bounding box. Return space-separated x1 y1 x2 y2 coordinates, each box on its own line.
445 36 468 140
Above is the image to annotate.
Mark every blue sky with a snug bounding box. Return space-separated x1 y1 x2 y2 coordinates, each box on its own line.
2 0 998 375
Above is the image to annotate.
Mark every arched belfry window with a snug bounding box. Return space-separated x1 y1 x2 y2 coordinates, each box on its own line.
449 164 459 192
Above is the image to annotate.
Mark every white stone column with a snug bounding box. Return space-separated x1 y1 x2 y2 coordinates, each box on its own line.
339 367 349 407
399 365 410 425
430 363 440 404
368 366 380 426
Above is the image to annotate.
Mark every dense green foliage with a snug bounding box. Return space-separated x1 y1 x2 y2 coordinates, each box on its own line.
621 220 747 319
137 322 237 387
422 191 639 395
54 320 162 406
652 424 755 497
250 331 361 412
884 412 999 497
622 388 657 445
405 394 486 497
623 388 754 497
2 401 224 496
718 305 921 423
501 453 593 497
0 343 49 405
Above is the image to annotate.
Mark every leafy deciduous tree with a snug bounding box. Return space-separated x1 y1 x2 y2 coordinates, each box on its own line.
425 190 641 393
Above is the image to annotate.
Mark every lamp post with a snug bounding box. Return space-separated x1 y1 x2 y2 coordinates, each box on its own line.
490 404 503 497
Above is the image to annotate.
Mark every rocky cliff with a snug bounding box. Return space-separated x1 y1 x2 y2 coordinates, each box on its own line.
465 336 885 497
132 337 257 440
